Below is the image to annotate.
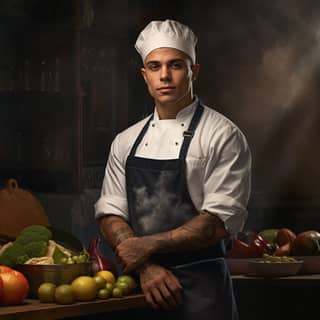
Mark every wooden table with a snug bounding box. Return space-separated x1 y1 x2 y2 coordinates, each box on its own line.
1 275 319 320
0 293 146 320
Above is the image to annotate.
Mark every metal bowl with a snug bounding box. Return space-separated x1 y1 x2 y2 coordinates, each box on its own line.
16 262 92 298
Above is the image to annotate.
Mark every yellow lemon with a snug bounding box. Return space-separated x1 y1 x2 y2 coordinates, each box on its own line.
71 276 98 301
95 270 116 285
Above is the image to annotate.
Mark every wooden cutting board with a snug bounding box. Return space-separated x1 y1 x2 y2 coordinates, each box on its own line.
0 178 49 240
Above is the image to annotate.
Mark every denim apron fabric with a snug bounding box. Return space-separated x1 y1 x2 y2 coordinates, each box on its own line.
125 102 238 319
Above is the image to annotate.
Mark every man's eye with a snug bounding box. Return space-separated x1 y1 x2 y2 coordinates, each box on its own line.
170 62 183 69
148 64 160 71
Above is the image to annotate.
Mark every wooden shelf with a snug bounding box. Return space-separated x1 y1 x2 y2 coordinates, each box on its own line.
0 293 146 320
1 276 319 320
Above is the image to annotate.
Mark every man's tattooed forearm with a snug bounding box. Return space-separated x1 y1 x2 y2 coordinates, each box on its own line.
100 216 135 248
145 211 227 253
112 227 135 246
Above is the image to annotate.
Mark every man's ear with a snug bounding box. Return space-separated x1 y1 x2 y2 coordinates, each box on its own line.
141 67 147 82
191 64 200 81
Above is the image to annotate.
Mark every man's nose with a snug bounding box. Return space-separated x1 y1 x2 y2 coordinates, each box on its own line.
160 66 171 81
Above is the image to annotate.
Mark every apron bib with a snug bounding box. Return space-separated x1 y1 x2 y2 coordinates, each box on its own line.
125 102 238 319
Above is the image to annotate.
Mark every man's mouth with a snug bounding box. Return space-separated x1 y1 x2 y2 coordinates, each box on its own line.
157 86 175 93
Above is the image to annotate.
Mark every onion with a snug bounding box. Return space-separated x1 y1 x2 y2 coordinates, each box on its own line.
87 236 117 275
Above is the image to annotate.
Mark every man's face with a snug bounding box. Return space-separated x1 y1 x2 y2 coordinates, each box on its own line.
141 48 199 111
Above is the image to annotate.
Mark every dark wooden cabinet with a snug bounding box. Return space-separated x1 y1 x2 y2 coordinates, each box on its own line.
0 0 182 193
0 0 129 192
0 92 80 192
0 5 81 192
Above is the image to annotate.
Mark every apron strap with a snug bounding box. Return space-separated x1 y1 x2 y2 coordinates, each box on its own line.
128 114 153 157
179 102 204 160
129 100 204 159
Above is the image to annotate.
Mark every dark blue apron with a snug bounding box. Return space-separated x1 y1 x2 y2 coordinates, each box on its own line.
125 102 238 319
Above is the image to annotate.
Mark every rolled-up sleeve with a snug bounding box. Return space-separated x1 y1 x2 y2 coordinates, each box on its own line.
201 128 251 236
94 135 129 221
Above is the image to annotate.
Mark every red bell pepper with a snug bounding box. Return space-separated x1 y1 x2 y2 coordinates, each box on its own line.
226 234 271 258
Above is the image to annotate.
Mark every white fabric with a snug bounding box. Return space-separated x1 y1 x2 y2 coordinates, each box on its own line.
95 98 252 236
135 19 197 64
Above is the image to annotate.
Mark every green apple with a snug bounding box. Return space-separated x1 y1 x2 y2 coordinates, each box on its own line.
258 229 279 243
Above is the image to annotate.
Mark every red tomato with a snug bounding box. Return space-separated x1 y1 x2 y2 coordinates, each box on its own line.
0 265 13 300
0 275 3 301
0 269 29 305
0 266 14 273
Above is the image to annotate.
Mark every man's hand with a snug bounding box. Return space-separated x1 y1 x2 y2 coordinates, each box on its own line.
138 263 183 310
115 237 154 274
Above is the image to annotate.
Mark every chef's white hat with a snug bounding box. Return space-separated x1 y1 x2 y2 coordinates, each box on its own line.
135 19 197 64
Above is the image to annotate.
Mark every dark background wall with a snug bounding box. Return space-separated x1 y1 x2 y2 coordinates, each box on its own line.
0 0 320 243
96 0 320 205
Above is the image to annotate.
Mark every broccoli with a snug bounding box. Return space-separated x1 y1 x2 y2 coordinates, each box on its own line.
0 225 52 267
0 241 49 266
0 242 29 267
24 241 48 258
15 225 52 246
15 254 30 264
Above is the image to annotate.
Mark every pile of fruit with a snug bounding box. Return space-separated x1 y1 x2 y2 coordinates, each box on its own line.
226 228 320 258
37 270 137 304
0 225 137 306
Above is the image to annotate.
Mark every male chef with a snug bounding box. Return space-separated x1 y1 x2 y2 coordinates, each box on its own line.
95 19 251 320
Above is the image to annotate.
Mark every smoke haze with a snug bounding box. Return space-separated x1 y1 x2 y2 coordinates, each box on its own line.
134 171 193 234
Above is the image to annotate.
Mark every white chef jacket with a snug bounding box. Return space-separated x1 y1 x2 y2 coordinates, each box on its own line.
95 97 252 236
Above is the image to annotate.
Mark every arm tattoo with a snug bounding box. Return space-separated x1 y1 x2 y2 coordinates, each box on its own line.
113 227 134 244
145 211 229 253
99 215 135 249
